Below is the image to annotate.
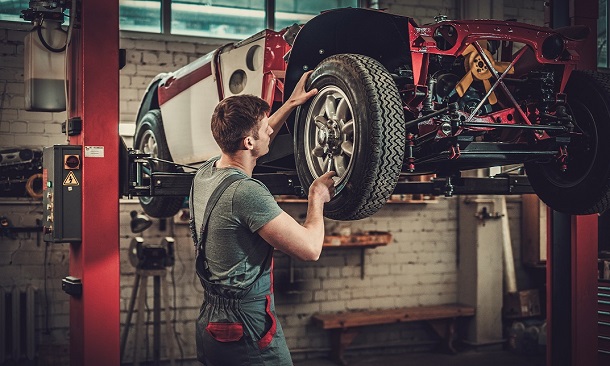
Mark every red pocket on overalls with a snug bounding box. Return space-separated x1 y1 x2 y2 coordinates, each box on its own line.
206 322 244 342
257 295 277 349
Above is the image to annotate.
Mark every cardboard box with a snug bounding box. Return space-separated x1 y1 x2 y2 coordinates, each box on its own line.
503 289 541 319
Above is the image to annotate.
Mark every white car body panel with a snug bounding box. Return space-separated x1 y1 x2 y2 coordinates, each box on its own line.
160 35 267 165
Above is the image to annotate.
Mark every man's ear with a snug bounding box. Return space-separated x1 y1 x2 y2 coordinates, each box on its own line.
243 136 254 150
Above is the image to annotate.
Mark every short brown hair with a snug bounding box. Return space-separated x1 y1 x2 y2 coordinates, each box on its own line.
211 95 270 153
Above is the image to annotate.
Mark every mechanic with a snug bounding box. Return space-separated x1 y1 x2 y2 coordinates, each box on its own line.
189 71 336 366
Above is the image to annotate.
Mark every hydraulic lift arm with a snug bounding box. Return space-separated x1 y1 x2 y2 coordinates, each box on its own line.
121 143 534 199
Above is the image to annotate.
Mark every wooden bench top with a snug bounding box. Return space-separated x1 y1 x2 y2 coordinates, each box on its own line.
312 304 475 329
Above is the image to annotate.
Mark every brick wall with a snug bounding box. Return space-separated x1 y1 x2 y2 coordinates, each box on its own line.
504 0 546 25
0 1 540 363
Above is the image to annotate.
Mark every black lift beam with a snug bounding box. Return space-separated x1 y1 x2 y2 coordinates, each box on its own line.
124 150 534 199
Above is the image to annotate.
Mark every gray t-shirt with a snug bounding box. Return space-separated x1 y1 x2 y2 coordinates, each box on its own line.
192 157 282 288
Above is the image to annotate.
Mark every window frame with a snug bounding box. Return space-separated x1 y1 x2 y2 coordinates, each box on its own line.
130 0 366 38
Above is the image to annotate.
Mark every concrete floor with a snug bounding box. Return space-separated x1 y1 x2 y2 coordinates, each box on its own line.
293 349 545 366
169 346 545 366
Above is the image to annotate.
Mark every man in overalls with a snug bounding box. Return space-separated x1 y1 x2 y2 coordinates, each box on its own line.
190 71 336 365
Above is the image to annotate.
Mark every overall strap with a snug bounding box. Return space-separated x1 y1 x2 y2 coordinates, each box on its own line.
188 160 213 248
189 173 245 256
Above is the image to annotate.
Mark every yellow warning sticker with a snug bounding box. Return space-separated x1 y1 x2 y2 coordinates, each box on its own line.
63 171 79 186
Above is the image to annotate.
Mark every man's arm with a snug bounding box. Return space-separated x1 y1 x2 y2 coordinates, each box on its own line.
268 71 318 141
258 171 335 261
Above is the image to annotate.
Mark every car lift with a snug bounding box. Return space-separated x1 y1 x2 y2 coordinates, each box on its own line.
64 1 120 365
68 0 600 365
547 1 600 365
124 150 537 199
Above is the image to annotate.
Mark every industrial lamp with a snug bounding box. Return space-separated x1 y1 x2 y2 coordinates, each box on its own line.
130 210 152 233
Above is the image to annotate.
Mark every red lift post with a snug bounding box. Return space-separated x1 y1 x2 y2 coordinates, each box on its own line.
547 0 599 365
67 1 120 365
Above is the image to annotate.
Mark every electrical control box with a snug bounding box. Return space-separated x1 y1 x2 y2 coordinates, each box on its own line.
42 145 82 243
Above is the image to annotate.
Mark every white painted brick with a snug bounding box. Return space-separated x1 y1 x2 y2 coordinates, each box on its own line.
315 267 328 278
120 88 140 101
136 64 166 77
10 120 27 133
167 42 196 53
195 43 221 54
135 39 166 52
0 43 17 55
173 53 189 66
389 263 402 274
321 278 348 290
0 121 10 133
120 69 136 84
346 298 371 310
142 51 160 65
131 75 154 88
2 55 22 68
319 300 345 313
126 100 141 112
14 134 49 146
370 296 397 309
157 51 174 65
28 122 45 133
18 109 55 122
8 95 24 109
370 275 395 288
327 266 341 278
7 28 27 42
10 250 45 265
340 266 358 277
5 81 23 94
50 110 67 121
367 264 390 276
299 291 314 303
313 290 326 302
0 68 21 81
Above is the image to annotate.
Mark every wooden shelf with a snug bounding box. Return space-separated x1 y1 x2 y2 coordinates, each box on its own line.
323 231 392 248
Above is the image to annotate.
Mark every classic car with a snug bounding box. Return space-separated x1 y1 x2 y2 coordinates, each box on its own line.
133 7 610 220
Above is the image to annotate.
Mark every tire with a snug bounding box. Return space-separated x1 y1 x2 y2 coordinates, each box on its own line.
525 70 610 214
294 54 406 220
134 109 185 218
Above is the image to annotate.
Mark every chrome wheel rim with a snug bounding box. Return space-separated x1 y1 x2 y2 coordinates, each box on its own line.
138 129 158 204
139 130 158 158
303 86 356 188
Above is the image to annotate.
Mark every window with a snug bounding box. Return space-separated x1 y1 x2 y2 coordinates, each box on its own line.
120 0 162 33
2 1 360 39
0 0 30 22
170 1 266 39
120 0 359 39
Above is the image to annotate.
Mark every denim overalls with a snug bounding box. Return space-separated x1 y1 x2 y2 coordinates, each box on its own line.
190 172 293 366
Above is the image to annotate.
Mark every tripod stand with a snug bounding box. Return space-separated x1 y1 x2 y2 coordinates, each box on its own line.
120 268 175 366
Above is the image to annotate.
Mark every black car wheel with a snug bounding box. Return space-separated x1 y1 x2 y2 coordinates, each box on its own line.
525 70 610 214
294 54 405 220
134 109 185 218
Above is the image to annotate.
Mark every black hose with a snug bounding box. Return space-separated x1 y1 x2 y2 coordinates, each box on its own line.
36 22 67 53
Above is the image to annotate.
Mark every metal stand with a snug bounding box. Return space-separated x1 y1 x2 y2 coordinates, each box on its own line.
120 269 175 366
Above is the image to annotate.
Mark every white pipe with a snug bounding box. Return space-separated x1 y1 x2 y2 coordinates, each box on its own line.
26 286 36 361
499 197 518 293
